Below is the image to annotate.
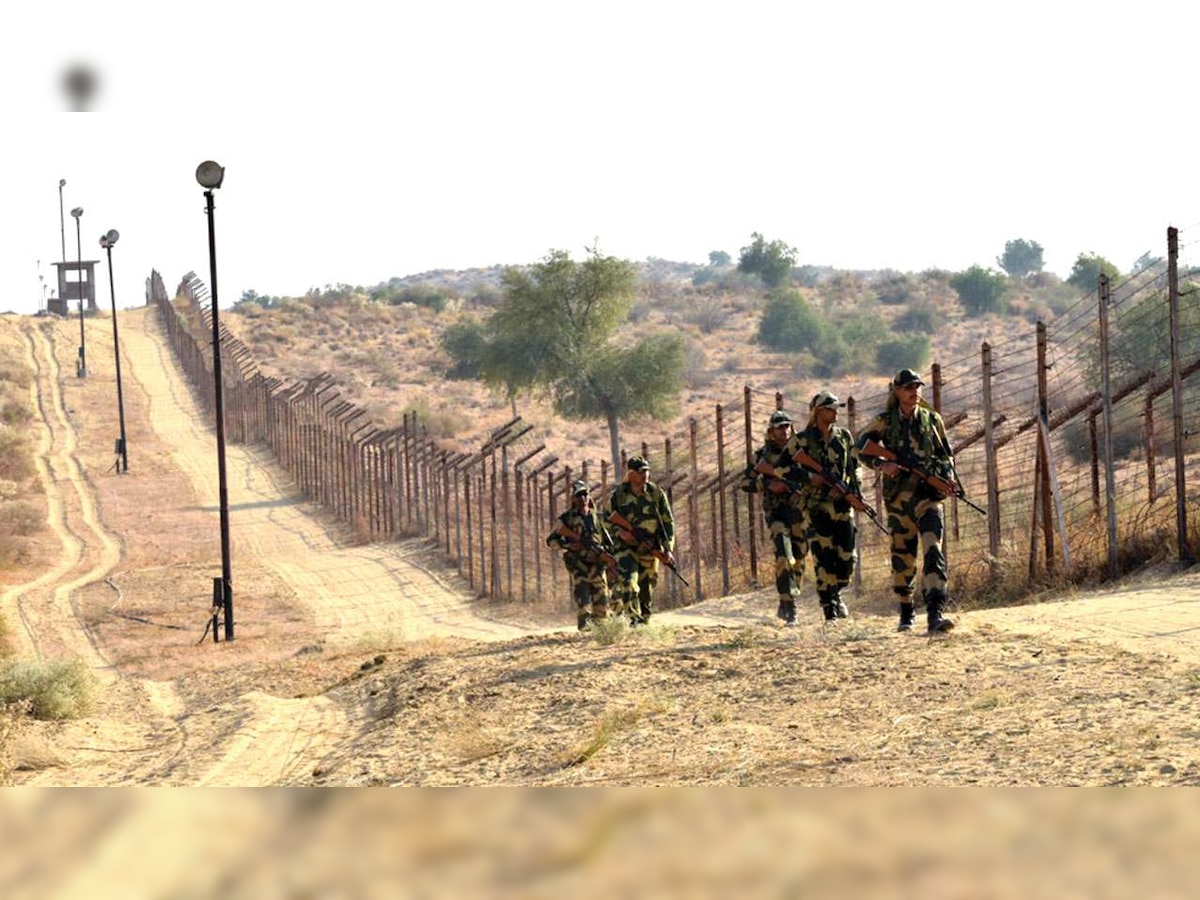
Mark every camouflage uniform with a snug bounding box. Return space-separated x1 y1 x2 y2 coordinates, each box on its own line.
546 482 616 630
856 369 956 633
792 394 860 621
740 411 808 625
606 457 675 626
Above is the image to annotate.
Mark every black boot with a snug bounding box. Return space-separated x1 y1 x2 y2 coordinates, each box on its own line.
898 601 915 632
818 589 838 623
830 587 849 619
926 590 954 633
778 599 797 626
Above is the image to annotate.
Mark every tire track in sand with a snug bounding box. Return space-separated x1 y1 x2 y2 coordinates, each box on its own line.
116 307 536 785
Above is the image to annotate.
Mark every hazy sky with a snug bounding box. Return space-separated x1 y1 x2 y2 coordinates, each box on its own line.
3 1 1198 315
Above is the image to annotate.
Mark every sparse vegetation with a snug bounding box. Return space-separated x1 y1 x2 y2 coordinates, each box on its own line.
0 657 96 721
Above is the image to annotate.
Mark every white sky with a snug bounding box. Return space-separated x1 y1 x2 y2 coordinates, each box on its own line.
2 1 1198 315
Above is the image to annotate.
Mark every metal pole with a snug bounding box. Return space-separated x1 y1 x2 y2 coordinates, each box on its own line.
204 188 234 641
58 179 66 264
74 213 86 377
105 242 128 472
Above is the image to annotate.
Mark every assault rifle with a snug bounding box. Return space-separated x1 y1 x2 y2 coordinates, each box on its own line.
607 510 690 586
751 460 807 495
790 448 890 536
557 522 619 574
858 439 987 516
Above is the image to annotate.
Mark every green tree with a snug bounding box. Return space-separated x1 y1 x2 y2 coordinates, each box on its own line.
737 232 798 289
1066 252 1120 290
481 248 685 472
950 265 1009 316
708 250 731 267
997 238 1045 278
876 335 931 376
440 319 488 380
756 289 825 351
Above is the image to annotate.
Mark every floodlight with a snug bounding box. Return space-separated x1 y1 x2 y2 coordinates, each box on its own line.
195 161 225 189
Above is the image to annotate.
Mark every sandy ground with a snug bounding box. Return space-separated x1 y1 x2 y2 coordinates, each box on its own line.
2 306 1200 793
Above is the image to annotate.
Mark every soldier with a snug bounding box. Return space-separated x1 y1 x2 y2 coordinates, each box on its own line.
856 368 958 633
791 391 863 622
546 480 617 630
606 456 676 627
739 409 808 626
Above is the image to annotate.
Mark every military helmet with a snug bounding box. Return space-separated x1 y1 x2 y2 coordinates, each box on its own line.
768 410 793 428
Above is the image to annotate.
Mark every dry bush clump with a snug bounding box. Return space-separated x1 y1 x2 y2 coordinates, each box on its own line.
0 657 96 721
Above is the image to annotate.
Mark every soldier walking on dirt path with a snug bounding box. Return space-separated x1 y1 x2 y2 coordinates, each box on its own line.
739 409 808 626
856 368 958 634
792 391 863 623
606 456 676 627
547 480 617 630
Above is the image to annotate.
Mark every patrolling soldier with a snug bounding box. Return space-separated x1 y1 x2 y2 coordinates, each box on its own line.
546 480 617 630
606 456 676 626
740 409 808 626
856 368 958 634
791 391 863 623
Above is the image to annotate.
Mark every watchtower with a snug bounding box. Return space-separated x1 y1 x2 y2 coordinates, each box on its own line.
51 260 98 317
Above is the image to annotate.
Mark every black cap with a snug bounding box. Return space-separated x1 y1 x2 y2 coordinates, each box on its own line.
626 455 650 472
571 479 589 496
768 410 793 428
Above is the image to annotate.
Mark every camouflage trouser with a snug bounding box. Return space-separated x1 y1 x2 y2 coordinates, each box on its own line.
612 547 659 622
564 555 611 624
885 482 947 602
807 498 856 597
766 503 807 602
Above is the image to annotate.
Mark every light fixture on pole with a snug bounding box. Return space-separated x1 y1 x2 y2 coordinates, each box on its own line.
70 206 86 377
196 159 234 642
58 179 67 264
100 229 128 473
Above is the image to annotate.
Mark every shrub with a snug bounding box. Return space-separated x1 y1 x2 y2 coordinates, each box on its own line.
756 289 825 352
875 335 931 375
0 657 96 720
0 429 33 482
0 501 41 537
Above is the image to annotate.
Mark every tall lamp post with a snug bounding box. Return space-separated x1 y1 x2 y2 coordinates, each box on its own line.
100 229 128 473
197 159 233 642
70 207 86 377
58 179 67 264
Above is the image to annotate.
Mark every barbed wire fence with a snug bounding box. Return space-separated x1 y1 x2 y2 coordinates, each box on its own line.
143 225 1200 618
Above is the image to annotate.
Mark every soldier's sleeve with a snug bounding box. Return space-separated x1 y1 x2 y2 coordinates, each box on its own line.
842 429 862 491
739 446 765 493
546 514 569 550
854 414 888 469
657 488 676 550
929 411 956 480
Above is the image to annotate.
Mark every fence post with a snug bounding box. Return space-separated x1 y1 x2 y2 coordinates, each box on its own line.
1167 226 1193 561
715 404 730 595
743 386 758 586
1098 274 1119 577
981 342 1001 563
688 418 702 599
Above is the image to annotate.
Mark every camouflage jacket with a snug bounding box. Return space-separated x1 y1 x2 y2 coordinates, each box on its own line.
739 434 809 514
856 403 954 498
546 504 614 562
793 423 861 506
606 481 675 552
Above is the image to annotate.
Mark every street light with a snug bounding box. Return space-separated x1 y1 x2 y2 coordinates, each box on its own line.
197 159 233 642
100 229 128 473
70 206 86 377
58 179 67 264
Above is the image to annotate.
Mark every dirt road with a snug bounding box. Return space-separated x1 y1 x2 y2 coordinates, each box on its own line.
3 309 536 786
